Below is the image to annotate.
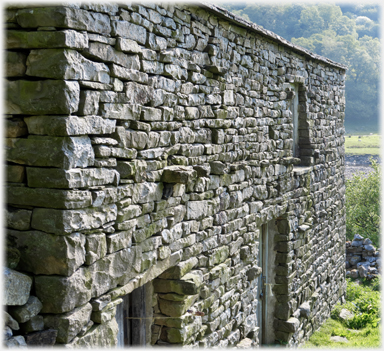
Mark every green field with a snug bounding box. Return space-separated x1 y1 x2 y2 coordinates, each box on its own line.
345 134 381 155
304 278 381 348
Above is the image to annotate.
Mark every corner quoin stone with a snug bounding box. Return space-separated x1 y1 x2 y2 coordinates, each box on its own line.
6 80 80 115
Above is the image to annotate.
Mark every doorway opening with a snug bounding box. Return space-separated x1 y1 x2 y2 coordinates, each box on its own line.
258 220 277 345
116 282 153 347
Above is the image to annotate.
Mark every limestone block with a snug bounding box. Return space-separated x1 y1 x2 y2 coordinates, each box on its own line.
116 160 146 182
5 335 27 347
26 49 110 83
210 161 227 175
117 205 142 222
19 315 44 334
6 51 27 76
124 82 154 105
8 296 43 323
6 29 88 49
273 317 300 333
65 318 118 348
5 311 20 330
6 118 28 138
299 302 311 319
158 294 199 317
6 208 31 231
162 166 196 184
23 329 58 346
163 317 202 343
6 80 80 115
111 20 147 44
31 204 117 235
83 42 140 70
110 64 148 83
106 230 133 254
4 267 32 306
88 246 142 297
25 115 116 136
43 303 93 344
153 278 200 295
7 135 94 169
100 103 141 120
78 91 100 116
16 7 111 35
132 182 164 204
9 229 85 276
85 233 107 265
159 257 199 280
186 200 208 220
4 326 12 340
6 165 25 183
115 37 142 54
7 186 92 209
91 301 120 324
35 267 92 313
27 168 117 189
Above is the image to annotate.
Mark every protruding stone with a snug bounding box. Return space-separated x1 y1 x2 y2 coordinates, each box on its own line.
25 115 116 136
31 204 117 235
26 49 110 82
6 136 94 169
6 80 80 115
35 267 92 314
43 303 93 344
8 229 85 276
16 7 111 35
7 29 88 49
162 166 196 184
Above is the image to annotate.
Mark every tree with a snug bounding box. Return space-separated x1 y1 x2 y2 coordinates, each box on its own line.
345 159 381 246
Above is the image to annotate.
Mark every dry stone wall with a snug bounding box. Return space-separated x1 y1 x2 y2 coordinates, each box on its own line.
5 2 346 347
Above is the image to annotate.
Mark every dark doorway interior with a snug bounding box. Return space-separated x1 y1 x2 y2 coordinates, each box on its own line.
116 285 147 347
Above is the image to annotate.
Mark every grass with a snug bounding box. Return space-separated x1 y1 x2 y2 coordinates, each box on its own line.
345 134 381 155
304 278 381 348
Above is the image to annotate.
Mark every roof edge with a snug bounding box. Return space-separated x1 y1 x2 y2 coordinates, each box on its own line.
197 2 348 71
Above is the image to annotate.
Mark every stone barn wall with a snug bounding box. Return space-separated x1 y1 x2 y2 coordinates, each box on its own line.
5 2 347 347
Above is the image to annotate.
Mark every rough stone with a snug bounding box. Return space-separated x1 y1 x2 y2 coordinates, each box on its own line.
8 296 43 323
6 135 94 169
26 168 117 189
6 208 32 230
6 80 80 115
25 115 116 136
23 329 58 346
9 229 85 276
35 267 92 314
43 303 93 344
31 204 117 235
26 49 110 82
7 29 88 49
7 186 93 209
4 267 32 306
16 7 111 35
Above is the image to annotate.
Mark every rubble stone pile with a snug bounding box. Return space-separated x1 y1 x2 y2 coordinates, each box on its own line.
346 234 381 279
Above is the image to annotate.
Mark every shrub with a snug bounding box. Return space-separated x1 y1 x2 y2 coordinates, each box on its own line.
345 158 381 246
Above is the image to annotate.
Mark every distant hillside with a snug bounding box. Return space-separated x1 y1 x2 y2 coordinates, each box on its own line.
219 2 380 134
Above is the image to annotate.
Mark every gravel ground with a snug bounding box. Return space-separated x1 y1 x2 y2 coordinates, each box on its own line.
345 165 375 180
